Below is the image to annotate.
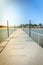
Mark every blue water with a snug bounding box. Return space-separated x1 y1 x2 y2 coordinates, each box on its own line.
32 30 43 34
24 29 43 34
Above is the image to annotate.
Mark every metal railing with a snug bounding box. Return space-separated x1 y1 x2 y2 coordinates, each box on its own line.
23 28 43 48
31 31 43 47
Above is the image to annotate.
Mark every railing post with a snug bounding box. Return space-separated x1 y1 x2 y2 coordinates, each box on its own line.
29 20 31 37
7 20 9 37
22 24 23 29
38 33 39 44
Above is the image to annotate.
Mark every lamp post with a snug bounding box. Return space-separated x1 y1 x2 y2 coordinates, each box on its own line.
7 20 9 37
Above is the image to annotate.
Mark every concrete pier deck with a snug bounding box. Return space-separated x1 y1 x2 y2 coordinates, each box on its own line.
0 28 43 65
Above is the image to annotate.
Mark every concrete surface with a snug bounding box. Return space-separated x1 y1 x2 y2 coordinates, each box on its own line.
0 28 43 65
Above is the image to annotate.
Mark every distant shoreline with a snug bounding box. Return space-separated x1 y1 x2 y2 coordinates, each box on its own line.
0 27 17 29
0 28 43 30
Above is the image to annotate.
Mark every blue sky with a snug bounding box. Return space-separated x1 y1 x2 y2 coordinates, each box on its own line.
0 0 43 26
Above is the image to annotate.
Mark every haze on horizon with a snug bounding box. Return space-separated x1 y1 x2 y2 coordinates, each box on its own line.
0 0 43 26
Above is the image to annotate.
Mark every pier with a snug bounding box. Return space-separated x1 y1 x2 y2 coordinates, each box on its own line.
0 28 43 65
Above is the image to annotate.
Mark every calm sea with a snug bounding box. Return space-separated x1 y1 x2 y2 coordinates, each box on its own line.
0 28 16 43
24 29 43 34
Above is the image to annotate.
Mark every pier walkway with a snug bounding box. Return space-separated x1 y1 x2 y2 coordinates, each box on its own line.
0 28 43 65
